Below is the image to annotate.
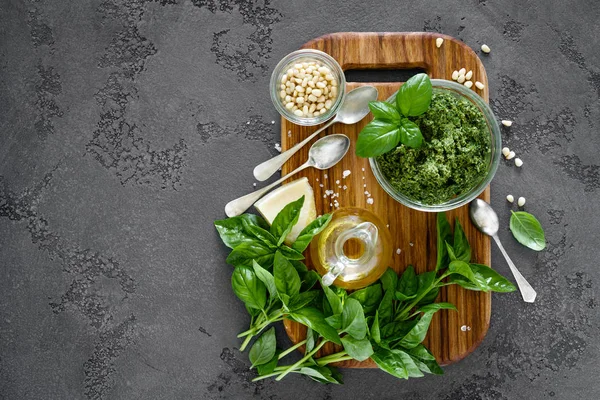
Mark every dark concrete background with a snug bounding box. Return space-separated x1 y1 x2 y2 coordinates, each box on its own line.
1 0 598 399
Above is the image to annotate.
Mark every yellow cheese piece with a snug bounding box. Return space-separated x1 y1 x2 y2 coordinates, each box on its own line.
254 177 317 245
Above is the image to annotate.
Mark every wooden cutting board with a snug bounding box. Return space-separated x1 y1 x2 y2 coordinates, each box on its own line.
281 32 491 367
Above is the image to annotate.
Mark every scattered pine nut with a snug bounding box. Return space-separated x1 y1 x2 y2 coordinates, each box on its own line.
475 81 485 90
501 120 513 127
464 81 473 88
481 44 491 53
517 197 526 207
458 68 466 75
465 70 473 80
515 158 523 167
457 75 466 84
502 147 510 157
506 194 514 203
452 70 459 80
506 151 516 160
436 37 444 48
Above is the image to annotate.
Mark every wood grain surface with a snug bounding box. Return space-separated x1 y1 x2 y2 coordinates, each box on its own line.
281 32 491 367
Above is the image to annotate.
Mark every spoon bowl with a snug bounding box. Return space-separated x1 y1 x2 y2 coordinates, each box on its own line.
225 134 350 217
307 134 351 169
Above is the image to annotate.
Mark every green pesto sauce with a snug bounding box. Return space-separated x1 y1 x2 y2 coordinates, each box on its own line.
376 92 490 204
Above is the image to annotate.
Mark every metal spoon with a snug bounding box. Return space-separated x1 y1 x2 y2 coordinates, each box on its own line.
225 134 351 217
469 199 537 303
253 86 378 181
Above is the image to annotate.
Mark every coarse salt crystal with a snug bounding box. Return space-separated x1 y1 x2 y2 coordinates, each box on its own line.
343 185 347 190
361 167 365 172
274 143 281 152
367 198 374 205
409 242 414 247
335 180 340 184
253 183 257 187
324 174 328 179
342 170 351 178
271 120 275 124
396 248 401 255
319 184 324 187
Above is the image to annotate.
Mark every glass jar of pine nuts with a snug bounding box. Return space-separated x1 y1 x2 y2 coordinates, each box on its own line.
270 49 346 126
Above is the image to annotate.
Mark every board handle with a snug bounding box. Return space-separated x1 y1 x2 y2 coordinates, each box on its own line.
302 32 440 73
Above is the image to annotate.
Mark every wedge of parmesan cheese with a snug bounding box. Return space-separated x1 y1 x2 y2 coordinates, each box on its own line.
254 177 317 245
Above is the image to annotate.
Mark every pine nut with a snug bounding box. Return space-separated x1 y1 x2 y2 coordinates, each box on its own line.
465 70 473 80
515 158 523 167
502 147 510 157
436 37 444 48
501 120 513 127
481 44 491 53
475 81 485 90
517 197 526 207
452 70 459 80
464 81 473 88
506 195 514 203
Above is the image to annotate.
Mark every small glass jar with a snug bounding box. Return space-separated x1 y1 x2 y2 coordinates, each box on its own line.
270 49 346 126
310 208 392 289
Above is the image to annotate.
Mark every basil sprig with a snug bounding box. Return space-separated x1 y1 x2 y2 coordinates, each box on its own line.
215 201 517 384
356 73 432 158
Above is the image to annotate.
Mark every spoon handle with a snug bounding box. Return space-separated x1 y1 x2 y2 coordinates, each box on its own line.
492 235 537 303
225 162 310 217
253 119 335 181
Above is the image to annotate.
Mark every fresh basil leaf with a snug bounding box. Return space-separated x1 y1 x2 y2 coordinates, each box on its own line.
278 245 305 260
297 366 343 384
288 291 320 311
325 313 342 329
398 310 436 349
416 271 436 295
415 302 457 314
270 196 305 246
340 298 368 340
252 260 277 300
381 319 418 342
377 290 395 325
289 259 308 275
380 268 398 293
372 348 423 379
417 286 439 306
256 350 280 375
368 101 401 123
289 307 341 345
448 259 477 285
453 218 471 262
340 335 374 362
449 263 517 293
371 310 381 344
301 270 320 292
249 327 276 368
322 284 343 315
305 328 318 355
446 241 457 261
273 251 301 301
243 222 278 248
403 344 443 375
395 292 417 302
226 241 275 268
398 118 424 148
348 284 382 316
436 213 453 271
231 266 266 310
245 304 260 317
397 265 417 297
355 119 401 158
292 214 332 253
396 73 432 117
214 214 269 249
510 211 546 251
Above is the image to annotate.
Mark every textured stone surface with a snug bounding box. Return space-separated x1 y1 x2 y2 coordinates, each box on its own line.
1 0 599 398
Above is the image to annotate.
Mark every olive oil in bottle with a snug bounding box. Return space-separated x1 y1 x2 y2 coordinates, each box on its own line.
310 207 392 289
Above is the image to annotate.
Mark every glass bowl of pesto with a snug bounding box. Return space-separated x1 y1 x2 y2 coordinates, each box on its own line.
270 49 346 126
369 79 501 212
